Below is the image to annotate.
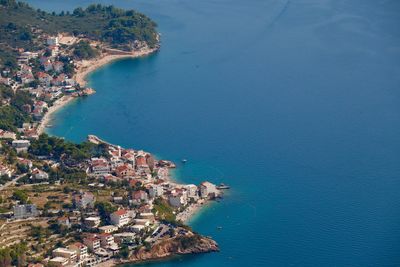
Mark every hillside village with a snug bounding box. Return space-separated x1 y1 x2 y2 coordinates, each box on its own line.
0 4 222 267
0 130 222 266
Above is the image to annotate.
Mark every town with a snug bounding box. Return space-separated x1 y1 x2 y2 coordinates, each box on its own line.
0 131 222 266
0 6 221 267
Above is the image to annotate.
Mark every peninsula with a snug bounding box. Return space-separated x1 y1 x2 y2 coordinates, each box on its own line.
0 1 223 266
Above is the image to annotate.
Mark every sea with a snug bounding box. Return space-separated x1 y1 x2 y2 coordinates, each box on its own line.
26 0 400 266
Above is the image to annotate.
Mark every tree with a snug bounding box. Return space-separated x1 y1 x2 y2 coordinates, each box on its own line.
118 244 129 258
95 201 117 222
12 190 28 204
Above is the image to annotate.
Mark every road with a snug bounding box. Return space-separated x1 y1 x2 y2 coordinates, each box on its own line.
0 173 26 190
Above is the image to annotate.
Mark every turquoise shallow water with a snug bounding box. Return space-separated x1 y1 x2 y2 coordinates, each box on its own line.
27 0 400 266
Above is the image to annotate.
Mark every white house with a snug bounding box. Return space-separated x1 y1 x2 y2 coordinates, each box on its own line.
68 242 88 261
110 209 130 227
12 140 30 153
199 181 219 198
169 189 188 208
148 184 164 198
30 168 49 180
99 225 118 234
52 247 77 262
83 236 100 252
0 130 16 140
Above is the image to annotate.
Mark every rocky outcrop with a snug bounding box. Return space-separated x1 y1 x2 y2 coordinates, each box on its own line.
128 233 219 262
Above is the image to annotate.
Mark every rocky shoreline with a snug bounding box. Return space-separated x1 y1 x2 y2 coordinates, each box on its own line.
117 234 219 266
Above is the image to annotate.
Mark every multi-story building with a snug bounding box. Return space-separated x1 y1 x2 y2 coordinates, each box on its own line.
148 184 164 198
12 140 30 153
52 247 77 262
68 242 88 261
83 236 100 252
199 181 219 198
13 204 38 219
98 233 114 248
110 209 130 227
73 192 95 209
99 225 118 234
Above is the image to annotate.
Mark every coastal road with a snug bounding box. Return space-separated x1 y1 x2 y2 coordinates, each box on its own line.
0 174 26 190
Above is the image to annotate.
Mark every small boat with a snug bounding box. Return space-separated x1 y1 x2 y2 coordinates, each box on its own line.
45 124 53 128
217 226 223 230
181 159 187 163
217 183 230 190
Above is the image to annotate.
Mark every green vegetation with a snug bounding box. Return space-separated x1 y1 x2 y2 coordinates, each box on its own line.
0 243 28 267
176 234 202 250
95 201 117 222
153 198 177 224
29 133 108 163
0 0 158 70
0 85 32 131
12 189 29 204
72 40 99 60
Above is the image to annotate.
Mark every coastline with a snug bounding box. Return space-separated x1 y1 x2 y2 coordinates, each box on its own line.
176 199 208 223
37 95 75 134
37 46 159 135
74 46 159 87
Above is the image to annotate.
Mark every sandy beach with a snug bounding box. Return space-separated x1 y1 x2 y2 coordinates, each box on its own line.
74 47 159 87
176 199 208 223
37 95 75 134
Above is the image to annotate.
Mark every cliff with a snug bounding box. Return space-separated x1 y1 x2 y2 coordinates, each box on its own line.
129 233 219 262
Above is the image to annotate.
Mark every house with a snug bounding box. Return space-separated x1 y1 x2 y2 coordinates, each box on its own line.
84 216 101 228
98 233 115 248
73 191 95 209
40 56 49 64
131 224 145 233
30 168 49 180
121 150 135 166
168 189 188 208
90 158 110 176
17 158 33 169
43 61 53 71
0 77 11 86
103 174 122 184
99 225 118 234
28 264 44 267
68 242 88 261
0 164 12 177
20 73 35 84
48 257 69 266
0 129 16 140
83 236 100 252
57 216 71 228
47 36 59 46
148 184 164 198
199 181 219 198
52 247 77 262
110 209 130 227
138 212 155 223
48 45 59 56
115 164 135 178
135 154 147 167
53 61 64 72
53 73 67 86
113 232 136 244
37 72 52 86
131 190 148 204
185 184 199 200
33 101 48 112
12 139 30 153
13 204 38 219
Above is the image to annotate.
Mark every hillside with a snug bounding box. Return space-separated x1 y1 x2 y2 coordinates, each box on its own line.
0 0 158 68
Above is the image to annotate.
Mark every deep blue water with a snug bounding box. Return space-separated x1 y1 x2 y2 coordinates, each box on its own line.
27 0 400 266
